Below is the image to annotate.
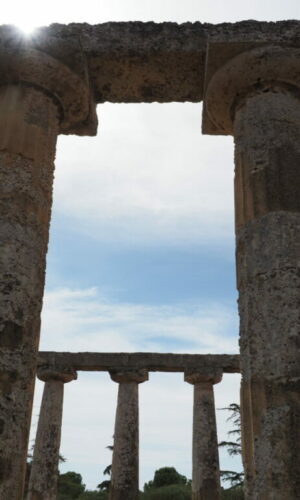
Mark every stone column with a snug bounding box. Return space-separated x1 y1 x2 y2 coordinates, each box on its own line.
203 45 300 499
0 47 96 499
185 370 222 500
240 378 255 499
109 369 148 500
27 368 77 500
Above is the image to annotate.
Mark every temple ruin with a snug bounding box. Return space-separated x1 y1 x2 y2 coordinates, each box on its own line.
0 19 300 500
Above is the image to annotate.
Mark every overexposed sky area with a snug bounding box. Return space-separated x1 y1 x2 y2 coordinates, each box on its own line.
3 0 299 490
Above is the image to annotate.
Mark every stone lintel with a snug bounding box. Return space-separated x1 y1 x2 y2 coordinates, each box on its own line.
38 352 240 373
184 368 222 385
1 21 300 104
37 367 78 383
110 369 149 384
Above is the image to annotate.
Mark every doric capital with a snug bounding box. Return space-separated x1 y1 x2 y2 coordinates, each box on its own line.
184 368 222 386
0 45 97 136
109 369 149 384
37 367 78 384
203 44 300 136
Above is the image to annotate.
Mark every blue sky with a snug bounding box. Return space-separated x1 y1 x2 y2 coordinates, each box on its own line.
4 0 300 491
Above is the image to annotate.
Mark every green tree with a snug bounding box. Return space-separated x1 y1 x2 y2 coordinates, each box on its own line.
57 471 86 500
97 444 113 493
141 483 191 500
218 404 244 492
144 467 189 492
78 491 108 500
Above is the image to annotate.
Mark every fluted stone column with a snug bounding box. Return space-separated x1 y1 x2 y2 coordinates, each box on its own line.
185 370 222 500
0 47 97 499
109 369 148 500
27 368 77 500
203 45 300 499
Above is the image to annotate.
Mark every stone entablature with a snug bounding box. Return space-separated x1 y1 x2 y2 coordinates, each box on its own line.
38 351 240 373
1 21 300 104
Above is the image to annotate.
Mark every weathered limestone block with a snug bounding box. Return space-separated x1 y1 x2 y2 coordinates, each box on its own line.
185 370 222 500
38 351 241 373
204 45 300 499
109 369 148 500
26 368 77 500
2 21 300 104
0 49 96 499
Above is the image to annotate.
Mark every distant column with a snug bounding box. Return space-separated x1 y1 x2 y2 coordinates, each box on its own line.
26 368 77 500
185 370 222 500
109 369 148 500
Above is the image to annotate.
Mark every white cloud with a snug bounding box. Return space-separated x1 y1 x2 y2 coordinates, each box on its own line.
40 286 238 353
54 103 235 247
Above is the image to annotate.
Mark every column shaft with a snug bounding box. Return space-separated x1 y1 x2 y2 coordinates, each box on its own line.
240 378 254 499
192 382 221 500
110 382 140 500
27 380 64 500
0 85 59 499
235 91 300 499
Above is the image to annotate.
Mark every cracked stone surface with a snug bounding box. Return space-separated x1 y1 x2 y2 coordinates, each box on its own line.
0 85 59 500
234 91 300 499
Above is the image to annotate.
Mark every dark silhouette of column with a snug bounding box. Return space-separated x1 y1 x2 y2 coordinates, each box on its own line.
0 45 96 499
27 368 77 500
185 370 222 500
109 369 148 500
203 45 300 499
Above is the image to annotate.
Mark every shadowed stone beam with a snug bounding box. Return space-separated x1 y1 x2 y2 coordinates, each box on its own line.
1 21 300 104
185 369 222 500
109 370 148 500
27 368 77 500
0 48 96 499
203 44 300 499
38 352 240 373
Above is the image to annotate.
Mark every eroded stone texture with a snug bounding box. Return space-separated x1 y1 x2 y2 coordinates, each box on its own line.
0 49 96 498
26 368 77 500
240 379 254 499
109 370 148 500
185 370 222 500
1 21 300 104
0 85 59 500
235 92 300 500
38 352 240 373
204 46 300 499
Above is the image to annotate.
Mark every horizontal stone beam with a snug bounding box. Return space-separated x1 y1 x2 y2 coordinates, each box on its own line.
38 352 240 373
1 21 300 104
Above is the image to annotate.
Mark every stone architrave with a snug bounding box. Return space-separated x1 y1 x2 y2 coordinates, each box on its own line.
185 369 222 500
26 368 77 500
203 45 300 499
0 47 97 499
109 369 148 500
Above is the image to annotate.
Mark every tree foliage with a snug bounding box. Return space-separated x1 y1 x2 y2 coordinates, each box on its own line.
141 483 191 500
57 472 86 500
144 467 188 491
218 404 244 491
